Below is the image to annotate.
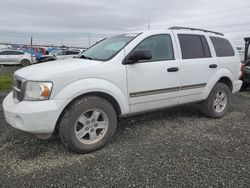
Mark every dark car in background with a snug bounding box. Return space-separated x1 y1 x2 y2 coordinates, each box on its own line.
241 37 250 91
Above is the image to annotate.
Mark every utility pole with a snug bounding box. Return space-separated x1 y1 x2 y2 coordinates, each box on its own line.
61 37 63 46
88 33 91 48
30 36 33 47
147 23 151 30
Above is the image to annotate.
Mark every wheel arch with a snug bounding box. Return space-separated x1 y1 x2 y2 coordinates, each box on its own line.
20 58 31 66
202 68 234 99
217 77 233 92
54 91 123 135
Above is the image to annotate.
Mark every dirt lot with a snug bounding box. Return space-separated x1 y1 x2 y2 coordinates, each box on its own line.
0 65 22 75
0 89 250 187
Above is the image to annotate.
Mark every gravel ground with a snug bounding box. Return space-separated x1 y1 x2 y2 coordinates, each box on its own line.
0 65 22 74
0 91 250 187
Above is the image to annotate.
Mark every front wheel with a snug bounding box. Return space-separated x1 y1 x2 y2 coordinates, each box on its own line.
59 96 117 154
201 83 231 119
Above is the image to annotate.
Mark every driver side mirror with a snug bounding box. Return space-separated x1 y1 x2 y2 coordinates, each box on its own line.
123 49 152 65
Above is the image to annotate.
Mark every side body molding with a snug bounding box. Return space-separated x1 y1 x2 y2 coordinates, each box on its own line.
202 68 235 99
53 78 130 115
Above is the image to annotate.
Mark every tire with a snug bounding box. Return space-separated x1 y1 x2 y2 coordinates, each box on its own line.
59 96 117 154
20 59 31 66
201 83 231 119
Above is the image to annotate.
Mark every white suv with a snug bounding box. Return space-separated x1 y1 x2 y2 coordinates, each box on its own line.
3 27 242 153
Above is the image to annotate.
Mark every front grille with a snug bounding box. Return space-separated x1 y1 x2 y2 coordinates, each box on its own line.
13 76 25 102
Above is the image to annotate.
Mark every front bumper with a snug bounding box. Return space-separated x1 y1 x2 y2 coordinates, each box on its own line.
3 92 66 134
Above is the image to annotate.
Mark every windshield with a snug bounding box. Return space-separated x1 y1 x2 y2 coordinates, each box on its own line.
81 33 140 61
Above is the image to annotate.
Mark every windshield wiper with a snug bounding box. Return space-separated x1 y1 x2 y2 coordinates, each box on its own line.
79 55 92 60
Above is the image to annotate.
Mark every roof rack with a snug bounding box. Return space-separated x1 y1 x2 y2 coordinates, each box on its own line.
169 26 224 36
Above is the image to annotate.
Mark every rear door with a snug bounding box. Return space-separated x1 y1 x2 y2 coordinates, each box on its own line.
10 51 25 64
126 33 180 113
174 32 218 104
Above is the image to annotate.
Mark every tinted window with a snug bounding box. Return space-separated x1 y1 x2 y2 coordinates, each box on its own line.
178 34 211 59
210 36 235 57
66 51 79 55
0 50 24 55
0 51 6 55
134 34 174 61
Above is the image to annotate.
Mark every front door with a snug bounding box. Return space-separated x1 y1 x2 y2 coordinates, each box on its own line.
126 34 180 113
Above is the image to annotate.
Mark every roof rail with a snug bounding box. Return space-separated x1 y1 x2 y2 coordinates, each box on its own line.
169 26 224 36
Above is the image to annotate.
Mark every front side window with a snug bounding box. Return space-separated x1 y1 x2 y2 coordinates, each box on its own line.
210 36 235 57
81 33 140 61
133 34 174 62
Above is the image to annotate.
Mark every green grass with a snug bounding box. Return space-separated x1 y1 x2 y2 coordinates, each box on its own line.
0 74 12 91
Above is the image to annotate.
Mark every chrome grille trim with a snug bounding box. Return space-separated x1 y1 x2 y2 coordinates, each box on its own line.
13 75 25 102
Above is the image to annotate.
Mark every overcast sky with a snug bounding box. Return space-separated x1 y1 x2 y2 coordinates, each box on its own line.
0 0 250 47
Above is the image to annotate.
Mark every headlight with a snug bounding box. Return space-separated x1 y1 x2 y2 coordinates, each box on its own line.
24 81 53 101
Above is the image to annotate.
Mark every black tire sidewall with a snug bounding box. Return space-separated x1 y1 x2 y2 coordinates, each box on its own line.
206 83 231 118
21 59 30 66
59 96 117 153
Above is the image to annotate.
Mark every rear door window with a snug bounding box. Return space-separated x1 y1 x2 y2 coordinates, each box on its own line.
210 36 235 57
178 34 211 59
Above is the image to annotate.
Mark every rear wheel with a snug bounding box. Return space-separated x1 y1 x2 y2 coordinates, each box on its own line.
59 96 117 154
201 83 231 119
20 59 31 66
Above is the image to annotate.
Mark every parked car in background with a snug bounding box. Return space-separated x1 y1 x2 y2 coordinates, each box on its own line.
237 47 245 62
38 49 81 63
3 27 242 153
240 37 250 90
0 49 34 66
51 49 81 60
20 47 43 63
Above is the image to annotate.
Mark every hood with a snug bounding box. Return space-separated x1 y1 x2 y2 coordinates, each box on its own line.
15 58 103 81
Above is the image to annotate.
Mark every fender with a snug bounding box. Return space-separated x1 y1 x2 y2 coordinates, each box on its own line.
201 68 234 100
53 78 130 114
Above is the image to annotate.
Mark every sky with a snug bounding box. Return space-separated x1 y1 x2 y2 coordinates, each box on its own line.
0 0 250 48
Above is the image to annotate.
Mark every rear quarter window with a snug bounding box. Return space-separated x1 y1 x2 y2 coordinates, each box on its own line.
210 36 235 57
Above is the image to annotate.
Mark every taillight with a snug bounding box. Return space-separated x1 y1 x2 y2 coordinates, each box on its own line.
240 63 244 78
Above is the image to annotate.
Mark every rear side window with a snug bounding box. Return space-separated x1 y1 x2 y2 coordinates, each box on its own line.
134 34 174 61
178 34 211 59
210 37 235 57
66 51 79 55
0 50 23 55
